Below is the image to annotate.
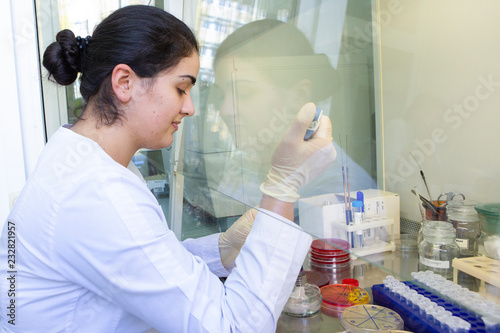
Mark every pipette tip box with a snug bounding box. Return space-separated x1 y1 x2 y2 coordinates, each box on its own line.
372 281 492 333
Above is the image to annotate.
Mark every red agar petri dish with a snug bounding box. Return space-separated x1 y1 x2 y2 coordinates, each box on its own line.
310 256 350 265
320 284 370 317
303 270 330 288
311 249 349 259
311 239 350 255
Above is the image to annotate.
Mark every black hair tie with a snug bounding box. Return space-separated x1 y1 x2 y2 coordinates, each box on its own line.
76 35 92 65
76 35 91 54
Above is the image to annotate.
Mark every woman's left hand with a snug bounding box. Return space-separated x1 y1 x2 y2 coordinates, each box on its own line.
218 208 258 271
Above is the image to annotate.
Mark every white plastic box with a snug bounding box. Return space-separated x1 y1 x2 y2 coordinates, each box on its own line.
298 189 400 256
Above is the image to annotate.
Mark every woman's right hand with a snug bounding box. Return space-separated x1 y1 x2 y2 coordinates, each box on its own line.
260 102 336 202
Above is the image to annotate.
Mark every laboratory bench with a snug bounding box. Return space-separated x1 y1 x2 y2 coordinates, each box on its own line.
276 248 417 332
275 244 499 333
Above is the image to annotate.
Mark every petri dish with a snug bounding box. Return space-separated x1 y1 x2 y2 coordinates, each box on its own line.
395 234 418 252
320 284 370 317
311 238 350 255
310 254 350 264
340 304 404 332
303 270 330 288
310 251 350 259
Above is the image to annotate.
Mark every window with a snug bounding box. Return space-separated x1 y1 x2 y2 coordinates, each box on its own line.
179 0 379 240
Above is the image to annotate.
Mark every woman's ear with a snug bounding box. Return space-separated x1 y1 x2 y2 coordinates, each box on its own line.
287 79 312 109
111 64 136 103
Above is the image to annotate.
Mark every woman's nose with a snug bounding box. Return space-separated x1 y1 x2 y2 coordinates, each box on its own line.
182 95 195 117
219 94 236 117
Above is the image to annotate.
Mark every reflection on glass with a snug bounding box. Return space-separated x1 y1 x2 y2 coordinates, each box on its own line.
211 20 340 206
183 1 378 240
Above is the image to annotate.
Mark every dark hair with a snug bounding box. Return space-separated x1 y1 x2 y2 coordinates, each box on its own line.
215 20 314 62
43 5 199 125
214 19 336 103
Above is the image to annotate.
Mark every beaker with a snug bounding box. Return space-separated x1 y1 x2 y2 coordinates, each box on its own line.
475 202 500 259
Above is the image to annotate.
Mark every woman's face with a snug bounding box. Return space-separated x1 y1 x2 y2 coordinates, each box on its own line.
128 52 200 150
213 57 295 153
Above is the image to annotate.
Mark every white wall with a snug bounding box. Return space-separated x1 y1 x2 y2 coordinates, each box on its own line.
0 0 45 225
380 0 500 221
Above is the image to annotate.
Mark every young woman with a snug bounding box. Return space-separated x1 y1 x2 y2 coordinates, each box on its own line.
0 5 335 332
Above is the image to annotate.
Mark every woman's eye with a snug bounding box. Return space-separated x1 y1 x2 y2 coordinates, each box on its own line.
177 88 187 95
234 83 255 99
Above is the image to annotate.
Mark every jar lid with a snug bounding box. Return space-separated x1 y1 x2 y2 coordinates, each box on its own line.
341 278 359 287
423 221 456 238
475 203 500 217
424 220 455 229
447 200 480 219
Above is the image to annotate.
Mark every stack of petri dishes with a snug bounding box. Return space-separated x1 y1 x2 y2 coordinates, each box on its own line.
309 238 351 284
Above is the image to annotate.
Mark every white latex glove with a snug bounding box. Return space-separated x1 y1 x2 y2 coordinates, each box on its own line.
260 102 336 202
219 208 258 271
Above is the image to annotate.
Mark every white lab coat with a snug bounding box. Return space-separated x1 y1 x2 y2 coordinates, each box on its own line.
0 126 312 332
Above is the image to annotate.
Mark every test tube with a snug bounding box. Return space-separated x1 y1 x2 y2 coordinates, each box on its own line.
352 200 364 248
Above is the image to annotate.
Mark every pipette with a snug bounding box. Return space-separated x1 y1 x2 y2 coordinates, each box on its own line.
340 136 352 246
340 136 350 225
345 136 352 221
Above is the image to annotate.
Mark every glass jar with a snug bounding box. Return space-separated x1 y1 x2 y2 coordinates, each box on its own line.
446 200 480 257
418 221 460 279
474 203 500 259
283 271 322 318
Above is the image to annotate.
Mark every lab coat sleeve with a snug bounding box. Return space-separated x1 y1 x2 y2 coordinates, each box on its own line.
224 208 313 331
182 234 230 277
52 170 311 332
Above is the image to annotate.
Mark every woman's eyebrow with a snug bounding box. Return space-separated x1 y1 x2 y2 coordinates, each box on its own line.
180 75 197 85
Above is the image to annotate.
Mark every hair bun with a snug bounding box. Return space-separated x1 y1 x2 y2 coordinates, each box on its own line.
42 29 83 85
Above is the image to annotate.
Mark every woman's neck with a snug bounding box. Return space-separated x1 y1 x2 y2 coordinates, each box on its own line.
70 113 137 168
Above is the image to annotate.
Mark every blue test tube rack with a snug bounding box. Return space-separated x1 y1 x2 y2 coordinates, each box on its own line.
372 280 497 333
